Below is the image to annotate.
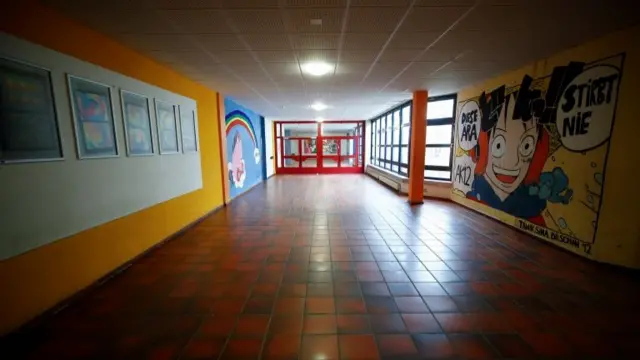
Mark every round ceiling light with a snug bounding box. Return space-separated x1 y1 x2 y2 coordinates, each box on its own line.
301 61 334 77
310 102 328 111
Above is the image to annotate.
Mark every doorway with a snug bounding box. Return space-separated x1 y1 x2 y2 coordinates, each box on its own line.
275 121 365 174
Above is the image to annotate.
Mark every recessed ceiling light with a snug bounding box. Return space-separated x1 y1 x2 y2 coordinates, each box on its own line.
301 61 334 77
315 116 324 122
310 102 328 111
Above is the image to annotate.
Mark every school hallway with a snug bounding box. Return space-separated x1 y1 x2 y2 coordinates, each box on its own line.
4 175 640 360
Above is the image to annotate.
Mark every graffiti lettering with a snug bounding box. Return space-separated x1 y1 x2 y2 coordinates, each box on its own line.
455 164 472 186
561 74 618 112
517 219 589 252
562 110 592 137
460 110 479 143
557 65 620 151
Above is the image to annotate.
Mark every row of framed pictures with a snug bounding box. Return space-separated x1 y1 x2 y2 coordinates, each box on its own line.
0 56 198 164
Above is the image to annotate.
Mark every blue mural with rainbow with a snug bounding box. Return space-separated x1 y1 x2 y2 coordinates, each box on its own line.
224 98 264 198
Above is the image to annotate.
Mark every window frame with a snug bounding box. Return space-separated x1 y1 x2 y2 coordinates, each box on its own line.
424 94 457 181
369 100 412 177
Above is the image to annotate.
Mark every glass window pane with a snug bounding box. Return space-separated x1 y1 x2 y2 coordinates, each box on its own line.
425 147 451 167
385 116 392 144
400 147 409 164
424 170 451 179
401 124 410 145
391 147 398 163
427 99 454 119
402 105 411 125
392 110 400 144
383 147 391 161
426 124 452 145
392 164 399 172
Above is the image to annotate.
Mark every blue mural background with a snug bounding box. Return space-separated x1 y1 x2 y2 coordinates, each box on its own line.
224 98 264 198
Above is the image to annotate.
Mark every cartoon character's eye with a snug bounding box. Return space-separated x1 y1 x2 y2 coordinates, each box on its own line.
519 135 535 157
491 135 506 158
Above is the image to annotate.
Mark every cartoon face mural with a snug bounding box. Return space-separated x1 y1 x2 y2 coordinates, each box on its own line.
224 98 263 198
453 54 623 256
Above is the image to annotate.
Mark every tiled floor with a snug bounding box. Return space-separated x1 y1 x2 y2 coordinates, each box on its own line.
4 175 640 359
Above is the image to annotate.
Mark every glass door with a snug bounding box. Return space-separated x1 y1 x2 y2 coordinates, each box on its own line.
275 121 365 174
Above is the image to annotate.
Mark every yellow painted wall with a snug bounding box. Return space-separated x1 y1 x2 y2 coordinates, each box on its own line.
452 24 640 268
0 1 225 334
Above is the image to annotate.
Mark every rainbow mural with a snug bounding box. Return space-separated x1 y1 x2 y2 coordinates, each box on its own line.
224 99 263 198
225 110 258 151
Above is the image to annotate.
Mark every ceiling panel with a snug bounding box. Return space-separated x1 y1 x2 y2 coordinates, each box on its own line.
221 0 279 8
228 9 287 33
256 50 299 62
118 34 196 52
339 50 378 62
45 0 640 119
387 32 440 49
399 6 472 32
286 8 345 33
285 0 347 7
160 10 231 33
343 33 390 50
292 34 341 49
194 34 245 50
153 0 223 9
347 7 409 32
242 34 292 50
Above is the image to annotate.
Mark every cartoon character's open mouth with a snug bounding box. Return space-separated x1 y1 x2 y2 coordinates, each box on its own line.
492 165 520 184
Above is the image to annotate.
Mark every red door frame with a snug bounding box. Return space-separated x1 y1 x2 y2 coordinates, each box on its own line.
275 120 365 174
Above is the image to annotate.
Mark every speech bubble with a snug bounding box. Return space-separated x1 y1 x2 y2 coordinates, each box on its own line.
456 100 481 151
556 65 620 152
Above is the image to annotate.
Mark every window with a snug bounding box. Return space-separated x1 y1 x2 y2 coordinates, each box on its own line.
425 94 456 180
369 100 412 176
369 94 455 180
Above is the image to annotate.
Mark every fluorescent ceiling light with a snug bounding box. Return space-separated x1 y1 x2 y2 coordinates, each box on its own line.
301 61 334 77
310 102 328 111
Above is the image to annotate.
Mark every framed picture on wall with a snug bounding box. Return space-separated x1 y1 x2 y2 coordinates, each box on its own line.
0 57 63 163
180 106 198 153
67 75 118 159
120 90 154 156
154 99 179 154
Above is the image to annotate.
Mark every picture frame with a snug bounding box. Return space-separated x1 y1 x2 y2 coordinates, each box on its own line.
179 106 198 153
67 75 118 159
154 99 180 154
0 56 64 163
120 90 154 156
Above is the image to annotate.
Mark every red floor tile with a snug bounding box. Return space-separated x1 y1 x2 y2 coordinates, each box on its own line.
263 334 300 360
7 175 640 360
336 315 370 333
338 334 379 359
401 313 442 333
301 335 338 360
303 315 337 334
377 334 418 357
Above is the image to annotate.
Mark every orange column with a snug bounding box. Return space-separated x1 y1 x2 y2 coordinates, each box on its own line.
408 90 428 204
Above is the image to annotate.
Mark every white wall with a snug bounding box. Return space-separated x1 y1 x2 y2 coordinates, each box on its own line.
264 118 274 177
0 33 202 260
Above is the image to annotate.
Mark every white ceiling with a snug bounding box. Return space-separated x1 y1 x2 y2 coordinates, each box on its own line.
44 0 639 120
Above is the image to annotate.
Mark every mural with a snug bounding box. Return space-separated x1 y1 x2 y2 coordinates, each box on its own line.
224 98 263 198
452 54 624 256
